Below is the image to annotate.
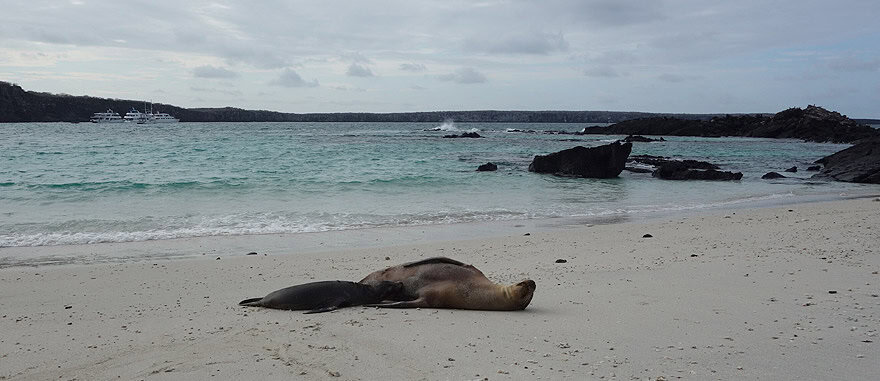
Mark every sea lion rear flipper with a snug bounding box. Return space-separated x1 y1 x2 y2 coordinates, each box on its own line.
238 298 263 307
402 257 466 268
303 305 340 314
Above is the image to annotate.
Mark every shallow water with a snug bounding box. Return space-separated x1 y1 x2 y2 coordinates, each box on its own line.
1 121 875 251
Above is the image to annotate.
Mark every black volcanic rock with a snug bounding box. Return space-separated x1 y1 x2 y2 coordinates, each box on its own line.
577 106 878 143
812 138 880 184
528 142 632 178
753 106 877 143
622 135 665 143
476 162 498 171
583 117 711 137
784 166 798 173
628 155 720 170
653 162 743 181
806 165 821 171
762 172 787 179
443 132 482 138
506 129 538 134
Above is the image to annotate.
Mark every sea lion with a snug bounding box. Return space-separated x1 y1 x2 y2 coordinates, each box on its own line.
239 280 406 314
359 257 536 311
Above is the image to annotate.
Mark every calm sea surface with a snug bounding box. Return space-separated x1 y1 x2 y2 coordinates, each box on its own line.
1 121 877 252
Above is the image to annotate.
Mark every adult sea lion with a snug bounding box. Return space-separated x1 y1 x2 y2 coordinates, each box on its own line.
239 280 406 314
359 257 536 311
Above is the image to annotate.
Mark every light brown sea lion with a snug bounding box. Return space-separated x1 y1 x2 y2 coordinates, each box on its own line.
359 257 536 311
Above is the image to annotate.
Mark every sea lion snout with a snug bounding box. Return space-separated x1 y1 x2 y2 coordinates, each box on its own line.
518 279 536 292
511 279 536 310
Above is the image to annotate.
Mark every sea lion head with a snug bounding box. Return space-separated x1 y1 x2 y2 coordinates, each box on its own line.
509 279 536 310
371 281 408 300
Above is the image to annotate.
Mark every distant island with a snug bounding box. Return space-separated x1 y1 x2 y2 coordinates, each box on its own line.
579 106 879 144
2 81 879 127
0 81 711 123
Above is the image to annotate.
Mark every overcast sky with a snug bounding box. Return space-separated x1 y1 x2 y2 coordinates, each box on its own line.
1 0 879 117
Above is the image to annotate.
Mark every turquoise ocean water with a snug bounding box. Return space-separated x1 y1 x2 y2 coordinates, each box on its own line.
1 121 878 255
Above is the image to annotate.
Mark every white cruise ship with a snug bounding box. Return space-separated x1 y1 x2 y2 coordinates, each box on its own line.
123 108 148 123
89 109 124 123
123 105 180 124
142 111 179 123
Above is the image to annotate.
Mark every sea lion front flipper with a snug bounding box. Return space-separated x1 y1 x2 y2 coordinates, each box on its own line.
402 257 466 268
303 305 341 314
367 298 428 308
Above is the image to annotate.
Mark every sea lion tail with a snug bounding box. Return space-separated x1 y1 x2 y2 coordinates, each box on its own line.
238 298 263 307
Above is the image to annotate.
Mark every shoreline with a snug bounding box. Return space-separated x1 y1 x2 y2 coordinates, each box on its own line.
1 197 878 379
2 193 876 268
2 188 878 269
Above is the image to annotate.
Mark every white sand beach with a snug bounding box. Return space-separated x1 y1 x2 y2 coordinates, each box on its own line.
1 198 879 380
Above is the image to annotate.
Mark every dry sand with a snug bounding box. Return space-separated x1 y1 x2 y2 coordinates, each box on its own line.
1 198 879 380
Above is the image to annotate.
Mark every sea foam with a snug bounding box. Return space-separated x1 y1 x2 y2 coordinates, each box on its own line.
425 119 479 133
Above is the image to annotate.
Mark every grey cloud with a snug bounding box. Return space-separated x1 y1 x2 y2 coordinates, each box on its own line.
438 67 487 84
3 0 879 116
173 27 207 46
577 1 666 27
332 85 367 92
26 27 102 46
400 63 427 72
190 86 243 96
826 57 880 72
347 63 374 77
341 52 372 64
221 46 289 70
270 69 319 88
464 32 568 55
192 65 239 79
657 73 699 83
584 66 621 78
586 51 640 66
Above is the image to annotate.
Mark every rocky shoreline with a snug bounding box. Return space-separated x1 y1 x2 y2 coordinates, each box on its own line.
579 105 878 144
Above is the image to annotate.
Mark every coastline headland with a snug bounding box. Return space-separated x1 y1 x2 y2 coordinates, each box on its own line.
4 81 879 125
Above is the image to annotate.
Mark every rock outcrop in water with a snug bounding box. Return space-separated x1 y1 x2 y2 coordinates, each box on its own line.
762 172 786 179
652 162 743 181
528 142 632 178
443 132 482 138
476 162 498 171
622 135 665 143
579 106 878 143
627 155 719 170
624 155 741 180
812 138 880 184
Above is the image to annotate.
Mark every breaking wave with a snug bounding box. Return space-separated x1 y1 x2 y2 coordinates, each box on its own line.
425 119 479 133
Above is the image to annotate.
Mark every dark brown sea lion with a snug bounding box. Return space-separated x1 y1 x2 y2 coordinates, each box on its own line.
239 280 406 314
359 257 536 311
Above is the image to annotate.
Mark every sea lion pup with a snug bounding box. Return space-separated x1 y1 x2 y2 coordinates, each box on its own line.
359 257 536 311
239 280 406 314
